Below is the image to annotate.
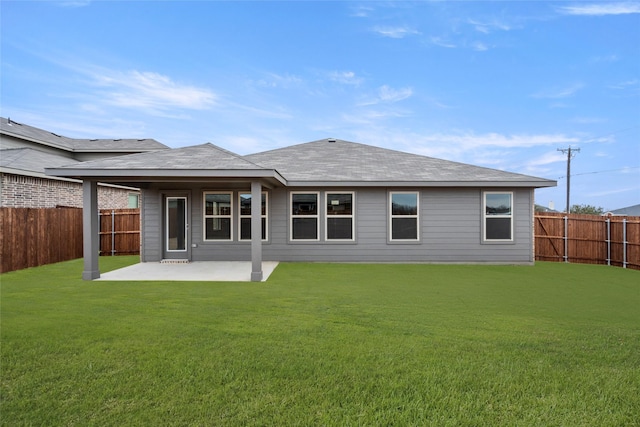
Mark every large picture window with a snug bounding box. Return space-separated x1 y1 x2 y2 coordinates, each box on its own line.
204 192 232 241
484 192 513 241
326 192 354 241
291 192 319 241
390 192 419 241
239 192 267 241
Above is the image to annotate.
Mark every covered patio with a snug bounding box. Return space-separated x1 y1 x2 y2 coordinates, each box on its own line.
96 261 280 282
46 143 286 282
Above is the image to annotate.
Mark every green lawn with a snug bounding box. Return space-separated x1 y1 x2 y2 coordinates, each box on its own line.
1 258 639 426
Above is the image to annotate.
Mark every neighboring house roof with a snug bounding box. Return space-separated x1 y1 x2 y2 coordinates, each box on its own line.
46 138 556 188
0 117 168 152
0 148 79 175
608 204 640 216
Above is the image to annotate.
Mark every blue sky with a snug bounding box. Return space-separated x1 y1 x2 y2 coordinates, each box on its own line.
2 1 639 211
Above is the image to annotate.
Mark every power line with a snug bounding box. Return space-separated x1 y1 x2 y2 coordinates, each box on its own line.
558 166 640 179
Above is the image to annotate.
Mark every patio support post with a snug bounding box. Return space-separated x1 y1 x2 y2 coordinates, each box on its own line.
82 180 100 280
250 180 263 282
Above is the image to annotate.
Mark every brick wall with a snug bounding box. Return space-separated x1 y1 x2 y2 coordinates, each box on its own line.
0 173 138 209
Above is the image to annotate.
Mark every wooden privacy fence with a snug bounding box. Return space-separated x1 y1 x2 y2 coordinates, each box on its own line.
535 212 640 270
0 207 140 274
99 208 140 256
0 207 83 273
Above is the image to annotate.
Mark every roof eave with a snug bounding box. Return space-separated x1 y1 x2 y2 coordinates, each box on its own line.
45 168 288 186
1 130 73 152
284 180 557 188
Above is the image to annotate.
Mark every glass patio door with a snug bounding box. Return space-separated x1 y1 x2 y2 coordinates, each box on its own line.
164 196 189 259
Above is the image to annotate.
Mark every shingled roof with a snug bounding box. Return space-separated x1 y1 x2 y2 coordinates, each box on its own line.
0 148 78 174
245 139 556 187
0 117 167 152
47 138 556 188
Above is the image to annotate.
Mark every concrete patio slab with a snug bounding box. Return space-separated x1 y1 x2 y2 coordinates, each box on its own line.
96 261 280 282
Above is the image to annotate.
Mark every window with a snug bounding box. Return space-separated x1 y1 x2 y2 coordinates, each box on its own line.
390 192 419 241
128 193 139 208
291 192 319 240
204 192 232 241
239 192 268 241
326 192 354 240
484 192 513 241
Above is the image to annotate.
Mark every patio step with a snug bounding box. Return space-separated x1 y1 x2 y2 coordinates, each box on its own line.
160 259 190 264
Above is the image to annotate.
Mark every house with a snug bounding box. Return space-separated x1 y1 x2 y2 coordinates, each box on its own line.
0 117 168 208
606 204 640 216
46 139 557 281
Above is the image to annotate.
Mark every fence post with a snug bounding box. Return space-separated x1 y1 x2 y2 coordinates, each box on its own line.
111 210 115 256
563 215 569 263
606 217 611 266
623 219 627 269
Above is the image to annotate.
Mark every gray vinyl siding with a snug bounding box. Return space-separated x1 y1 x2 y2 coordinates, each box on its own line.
140 184 535 264
141 187 162 262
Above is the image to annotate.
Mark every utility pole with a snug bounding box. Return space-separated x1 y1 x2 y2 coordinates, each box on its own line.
557 147 580 213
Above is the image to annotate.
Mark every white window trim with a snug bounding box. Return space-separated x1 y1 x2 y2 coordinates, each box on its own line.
203 191 233 242
325 191 355 241
238 191 268 241
290 191 320 241
483 191 514 242
389 191 420 242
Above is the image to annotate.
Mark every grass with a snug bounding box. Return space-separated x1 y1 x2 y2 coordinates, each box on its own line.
1 258 639 426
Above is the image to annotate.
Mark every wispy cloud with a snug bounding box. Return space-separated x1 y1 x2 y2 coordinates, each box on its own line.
253 72 303 89
92 70 216 112
350 4 374 18
373 26 421 39
558 2 640 16
471 41 489 52
531 83 584 99
56 0 91 7
468 19 513 33
526 151 567 167
418 132 580 149
358 85 413 106
428 36 457 48
328 71 363 86
608 79 639 90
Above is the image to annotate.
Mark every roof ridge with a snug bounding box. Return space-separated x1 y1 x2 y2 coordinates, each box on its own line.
200 142 272 170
